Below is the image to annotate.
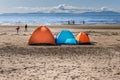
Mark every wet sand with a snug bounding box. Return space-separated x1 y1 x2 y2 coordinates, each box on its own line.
0 24 120 80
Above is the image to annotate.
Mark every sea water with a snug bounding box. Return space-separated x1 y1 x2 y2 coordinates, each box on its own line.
0 13 120 25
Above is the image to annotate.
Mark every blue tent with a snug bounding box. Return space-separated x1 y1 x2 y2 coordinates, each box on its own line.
55 30 78 45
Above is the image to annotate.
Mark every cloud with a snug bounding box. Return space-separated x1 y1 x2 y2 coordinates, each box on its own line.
53 4 77 10
16 7 49 11
16 4 114 13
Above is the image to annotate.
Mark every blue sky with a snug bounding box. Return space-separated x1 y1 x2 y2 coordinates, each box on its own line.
0 0 120 13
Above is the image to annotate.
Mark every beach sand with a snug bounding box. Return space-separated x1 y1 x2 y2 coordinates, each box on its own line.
0 24 120 80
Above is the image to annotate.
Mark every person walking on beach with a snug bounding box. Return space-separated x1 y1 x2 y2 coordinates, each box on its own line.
25 24 28 31
16 26 20 34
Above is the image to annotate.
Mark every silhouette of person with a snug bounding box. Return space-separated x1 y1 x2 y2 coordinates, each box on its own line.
68 21 70 24
72 20 75 24
16 26 20 34
25 24 27 31
83 20 85 24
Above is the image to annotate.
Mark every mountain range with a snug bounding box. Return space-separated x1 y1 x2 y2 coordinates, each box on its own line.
80 11 120 15
1 11 120 16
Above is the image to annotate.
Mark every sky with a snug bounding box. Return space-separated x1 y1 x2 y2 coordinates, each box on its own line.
0 0 120 13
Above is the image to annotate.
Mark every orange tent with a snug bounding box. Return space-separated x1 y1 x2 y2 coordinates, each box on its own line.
28 26 55 45
76 32 90 44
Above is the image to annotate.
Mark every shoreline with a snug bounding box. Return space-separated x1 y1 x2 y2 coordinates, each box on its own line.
0 24 120 29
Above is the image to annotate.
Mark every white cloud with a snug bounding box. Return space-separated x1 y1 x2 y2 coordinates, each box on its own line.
53 4 77 10
16 4 114 13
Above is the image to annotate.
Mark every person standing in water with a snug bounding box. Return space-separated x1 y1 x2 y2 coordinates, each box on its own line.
83 20 85 24
25 24 28 31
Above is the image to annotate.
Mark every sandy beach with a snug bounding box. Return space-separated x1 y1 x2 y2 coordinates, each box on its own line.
0 24 120 80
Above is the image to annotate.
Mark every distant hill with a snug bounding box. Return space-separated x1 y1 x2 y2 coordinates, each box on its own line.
80 11 120 15
1 11 120 16
27 11 120 15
